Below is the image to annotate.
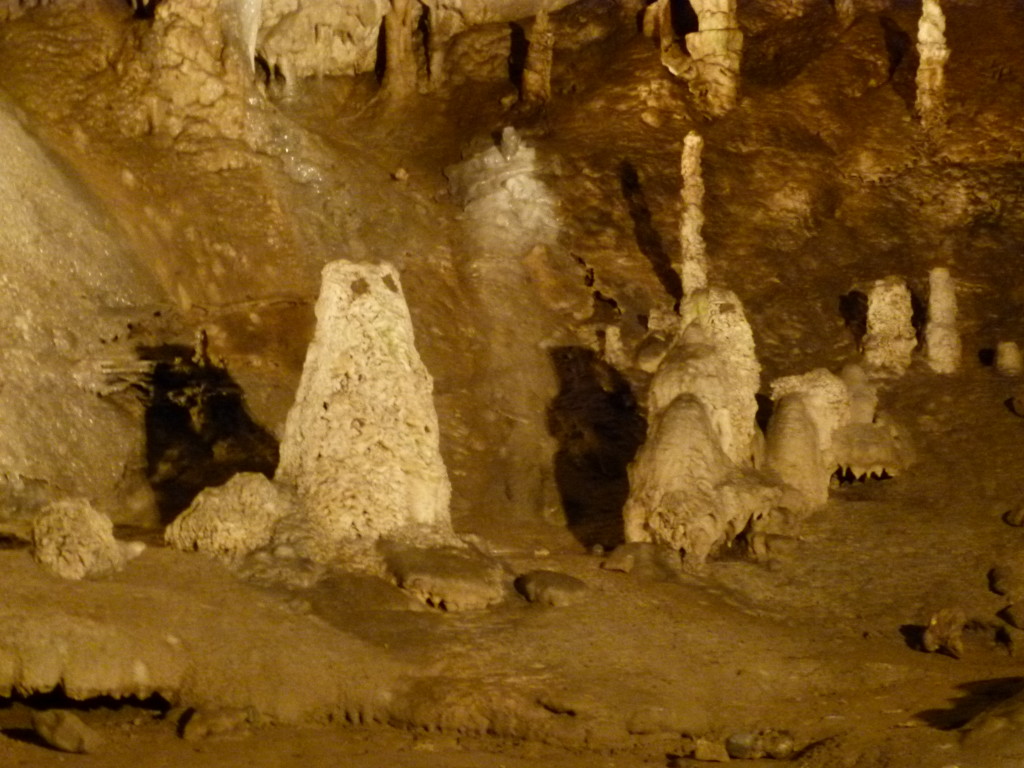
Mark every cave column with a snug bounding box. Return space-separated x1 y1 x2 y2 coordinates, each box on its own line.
915 0 948 130
382 0 419 98
520 9 554 106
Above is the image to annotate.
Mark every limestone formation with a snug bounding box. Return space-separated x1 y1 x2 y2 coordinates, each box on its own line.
685 0 744 117
916 0 949 131
0 100 160 525
831 414 914 481
862 276 917 377
840 363 878 425
382 0 420 98
623 395 778 567
677 131 708 297
766 369 850 511
32 499 133 580
520 9 554 106
765 365 911 508
650 288 761 467
257 0 388 87
765 393 829 512
997 341 1024 377
924 267 960 374
421 0 577 86
276 260 453 543
165 472 295 564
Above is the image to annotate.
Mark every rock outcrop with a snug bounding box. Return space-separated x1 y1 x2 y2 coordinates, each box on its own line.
32 499 139 580
165 472 294 563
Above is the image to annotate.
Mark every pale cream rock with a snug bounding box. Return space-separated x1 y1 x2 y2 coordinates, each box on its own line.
32 499 129 580
684 0 743 116
924 267 961 374
765 393 830 512
276 261 453 541
840 363 878 425
770 368 851 459
862 276 917 377
678 131 708 296
916 0 949 131
165 472 294 564
257 0 389 86
651 288 760 467
996 341 1024 377
766 369 850 511
832 415 914 481
623 395 778 567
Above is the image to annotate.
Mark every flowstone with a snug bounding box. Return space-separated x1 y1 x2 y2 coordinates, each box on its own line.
276 260 453 543
623 396 778 566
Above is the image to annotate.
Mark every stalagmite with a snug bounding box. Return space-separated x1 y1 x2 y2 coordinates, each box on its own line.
862 276 917 377
623 395 778 567
275 260 453 542
996 342 1024 377
765 369 850 512
677 131 708 297
625 288 777 566
916 0 948 130
520 9 554 106
649 288 761 466
685 0 743 117
924 267 960 374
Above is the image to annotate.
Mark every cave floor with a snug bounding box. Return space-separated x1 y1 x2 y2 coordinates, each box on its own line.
3 362 1024 768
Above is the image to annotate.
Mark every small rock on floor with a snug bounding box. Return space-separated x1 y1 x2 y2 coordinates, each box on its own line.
514 570 587 607
31 710 103 753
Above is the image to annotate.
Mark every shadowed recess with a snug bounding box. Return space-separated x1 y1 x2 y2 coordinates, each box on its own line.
139 339 279 524
547 346 646 550
619 160 683 303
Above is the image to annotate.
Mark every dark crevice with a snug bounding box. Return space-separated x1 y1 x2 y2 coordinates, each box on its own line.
619 160 683 303
508 22 528 91
140 335 278 525
547 347 646 550
839 290 868 348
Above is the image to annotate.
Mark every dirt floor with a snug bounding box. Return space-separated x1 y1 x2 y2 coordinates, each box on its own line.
4 0 1024 766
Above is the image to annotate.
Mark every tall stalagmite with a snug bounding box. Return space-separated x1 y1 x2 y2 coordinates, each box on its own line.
916 0 948 130
276 261 452 541
677 131 708 297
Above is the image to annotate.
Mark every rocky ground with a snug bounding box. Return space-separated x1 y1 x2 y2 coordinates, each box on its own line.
4 0 1024 765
